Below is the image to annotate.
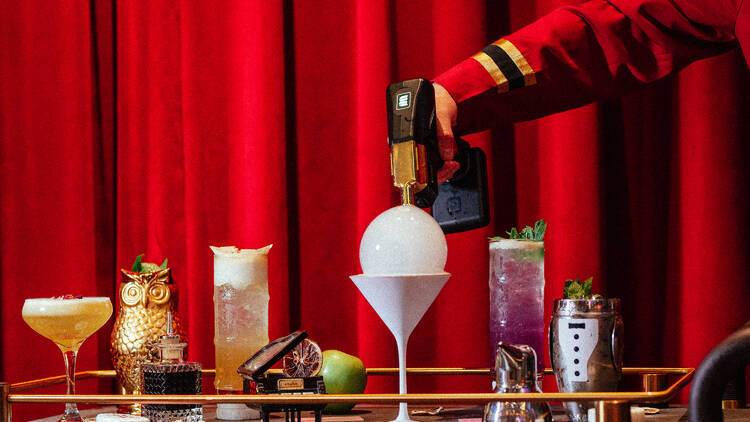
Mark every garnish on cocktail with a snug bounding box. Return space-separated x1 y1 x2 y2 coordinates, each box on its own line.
130 253 168 273
490 219 546 241
563 276 603 299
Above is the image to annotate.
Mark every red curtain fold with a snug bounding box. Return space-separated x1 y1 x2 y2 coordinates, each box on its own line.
2 1 749 420
0 1 116 418
115 0 290 372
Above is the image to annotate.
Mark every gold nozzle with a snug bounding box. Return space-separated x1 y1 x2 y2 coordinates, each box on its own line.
400 184 415 206
390 141 420 205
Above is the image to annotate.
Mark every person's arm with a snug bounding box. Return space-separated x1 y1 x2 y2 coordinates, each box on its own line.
433 0 739 164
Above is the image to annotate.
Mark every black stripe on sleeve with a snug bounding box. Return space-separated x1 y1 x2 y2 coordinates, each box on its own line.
481 45 525 90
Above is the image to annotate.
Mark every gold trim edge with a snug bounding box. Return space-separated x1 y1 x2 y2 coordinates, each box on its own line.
9 367 693 390
6 367 693 405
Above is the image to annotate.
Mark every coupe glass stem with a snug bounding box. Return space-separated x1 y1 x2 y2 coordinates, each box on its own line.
61 348 83 421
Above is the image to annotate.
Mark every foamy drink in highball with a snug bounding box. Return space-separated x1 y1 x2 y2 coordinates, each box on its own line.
211 245 271 420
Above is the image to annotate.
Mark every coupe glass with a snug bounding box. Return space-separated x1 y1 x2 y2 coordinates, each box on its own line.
22 297 113 421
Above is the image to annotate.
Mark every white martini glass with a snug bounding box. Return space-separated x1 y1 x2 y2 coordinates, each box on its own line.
350 272 450 422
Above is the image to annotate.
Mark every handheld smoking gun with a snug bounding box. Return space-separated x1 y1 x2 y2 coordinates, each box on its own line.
386 78 490 234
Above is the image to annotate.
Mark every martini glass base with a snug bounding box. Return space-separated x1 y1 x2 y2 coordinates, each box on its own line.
393 403 416 422
393 336 414 422
350 273 450 422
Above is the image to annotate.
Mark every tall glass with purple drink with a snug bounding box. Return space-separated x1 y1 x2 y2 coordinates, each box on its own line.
489 221 546 379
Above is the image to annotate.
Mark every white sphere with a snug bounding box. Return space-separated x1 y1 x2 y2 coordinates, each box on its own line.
359 205 447 275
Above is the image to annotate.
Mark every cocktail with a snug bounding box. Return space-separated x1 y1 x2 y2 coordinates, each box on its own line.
22 296 113 421
489 235 545 378
352 205 450 422
211 245 271 420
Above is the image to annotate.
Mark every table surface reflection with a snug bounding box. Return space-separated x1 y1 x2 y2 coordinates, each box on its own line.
29 404 750 421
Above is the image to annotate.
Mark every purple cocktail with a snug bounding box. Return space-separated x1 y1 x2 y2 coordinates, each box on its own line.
489 239 545 375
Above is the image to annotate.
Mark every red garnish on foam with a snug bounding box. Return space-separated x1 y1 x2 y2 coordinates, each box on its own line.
52 295 83 300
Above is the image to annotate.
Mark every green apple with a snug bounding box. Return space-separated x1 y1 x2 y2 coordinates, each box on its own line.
320 350 367 414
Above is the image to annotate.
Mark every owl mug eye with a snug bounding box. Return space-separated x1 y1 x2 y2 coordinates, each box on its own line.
147 282 171 304
121 283 143 306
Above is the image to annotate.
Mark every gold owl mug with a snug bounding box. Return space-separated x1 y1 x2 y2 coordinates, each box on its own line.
110 267 186 413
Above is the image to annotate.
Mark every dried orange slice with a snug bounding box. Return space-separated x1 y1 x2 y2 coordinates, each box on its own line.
282 338 322 377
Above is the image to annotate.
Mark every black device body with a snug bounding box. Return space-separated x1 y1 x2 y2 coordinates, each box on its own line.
387 78 489 233
433 138 490 234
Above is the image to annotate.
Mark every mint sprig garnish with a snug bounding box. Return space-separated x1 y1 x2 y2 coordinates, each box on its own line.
532 219 546 241
490 219 546 241
131 254 144 272
563 277 602 299
130 254 168 273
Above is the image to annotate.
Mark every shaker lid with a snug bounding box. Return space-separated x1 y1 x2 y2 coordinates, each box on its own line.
237 331 308 380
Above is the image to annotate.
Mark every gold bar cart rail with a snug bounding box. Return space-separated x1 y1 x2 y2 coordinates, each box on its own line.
1 367 693 422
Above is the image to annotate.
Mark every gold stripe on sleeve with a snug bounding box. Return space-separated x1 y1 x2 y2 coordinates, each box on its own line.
471 51 510 94
494 39 536 87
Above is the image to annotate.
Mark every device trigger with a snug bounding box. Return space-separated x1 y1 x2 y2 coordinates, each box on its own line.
449 138 472 182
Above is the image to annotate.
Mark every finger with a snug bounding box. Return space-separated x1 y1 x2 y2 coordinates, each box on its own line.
437 161 460 184
436 110 456 161
437 131 457 162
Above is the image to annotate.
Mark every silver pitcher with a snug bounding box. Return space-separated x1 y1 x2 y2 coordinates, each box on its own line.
549 298 624 422
484 343 552 422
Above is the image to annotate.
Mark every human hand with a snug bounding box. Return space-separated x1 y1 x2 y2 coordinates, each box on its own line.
434 82 460 183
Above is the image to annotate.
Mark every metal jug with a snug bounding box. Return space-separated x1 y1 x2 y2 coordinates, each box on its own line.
483 343 552 422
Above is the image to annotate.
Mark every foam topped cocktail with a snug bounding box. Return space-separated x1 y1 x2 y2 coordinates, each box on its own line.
489 221 546 379
211 245 271 420
23 297 113 351
22 296 113 421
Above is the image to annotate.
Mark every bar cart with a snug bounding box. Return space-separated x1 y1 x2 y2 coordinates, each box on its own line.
1 366 693 422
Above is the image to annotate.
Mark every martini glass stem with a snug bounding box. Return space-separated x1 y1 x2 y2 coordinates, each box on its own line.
61 349 83 421
395 335 411 422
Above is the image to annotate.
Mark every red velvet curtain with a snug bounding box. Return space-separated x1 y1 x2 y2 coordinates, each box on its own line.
2 1 749 420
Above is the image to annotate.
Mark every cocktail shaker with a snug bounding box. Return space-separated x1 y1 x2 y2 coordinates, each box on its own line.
483 343 552 422
549 298 623 422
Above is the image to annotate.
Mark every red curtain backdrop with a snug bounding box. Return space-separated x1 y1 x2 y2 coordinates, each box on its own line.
2 1 749 419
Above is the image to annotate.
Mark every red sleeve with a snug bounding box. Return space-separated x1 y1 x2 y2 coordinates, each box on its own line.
433 0 740 134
